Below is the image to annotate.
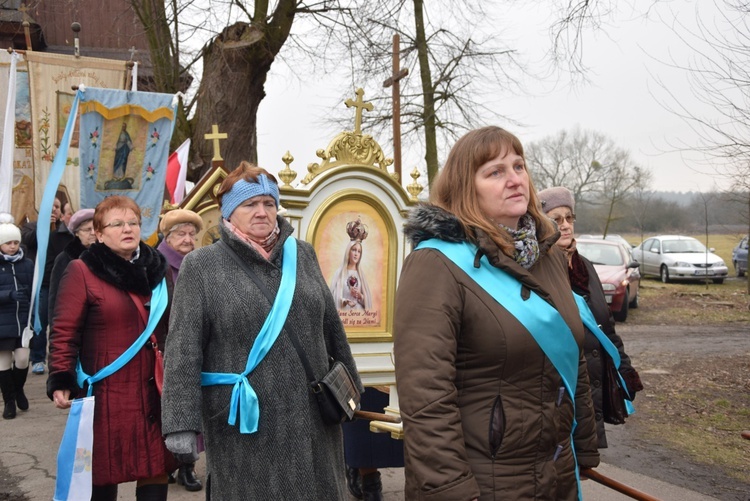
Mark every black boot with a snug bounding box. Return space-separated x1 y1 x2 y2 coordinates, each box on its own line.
177 463 203 492
361 471 383 501
346 466 363 499
12 366 28 411
0 369 16 419
91 484 118 501
135 483 168 501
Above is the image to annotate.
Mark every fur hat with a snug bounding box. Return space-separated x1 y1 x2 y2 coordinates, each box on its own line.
68 208 95 234
159 209 203 235
538 187 575 214
0 213 21 245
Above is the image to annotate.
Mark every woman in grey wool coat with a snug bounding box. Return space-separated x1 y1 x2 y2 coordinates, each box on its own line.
161 161 362 499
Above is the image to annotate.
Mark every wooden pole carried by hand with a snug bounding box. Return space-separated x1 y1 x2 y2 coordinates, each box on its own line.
581 468 663 501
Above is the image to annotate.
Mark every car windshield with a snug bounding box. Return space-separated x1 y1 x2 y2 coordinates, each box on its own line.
662 239 706 253
577 242 625 266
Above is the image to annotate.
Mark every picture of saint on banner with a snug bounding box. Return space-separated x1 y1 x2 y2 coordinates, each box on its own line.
315 201 386 329
94 117 148 192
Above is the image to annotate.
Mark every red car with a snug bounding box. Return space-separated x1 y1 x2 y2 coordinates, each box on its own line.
576 238 641 322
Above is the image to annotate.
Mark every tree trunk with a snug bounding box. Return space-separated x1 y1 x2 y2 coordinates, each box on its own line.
413 0 439 186
190 22 275 179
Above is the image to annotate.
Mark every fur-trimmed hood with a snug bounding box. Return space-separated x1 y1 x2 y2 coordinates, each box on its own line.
80 241 167 295
404 204 468 247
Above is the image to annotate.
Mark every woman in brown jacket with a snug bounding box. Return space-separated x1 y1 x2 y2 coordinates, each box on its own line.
394 126 600 500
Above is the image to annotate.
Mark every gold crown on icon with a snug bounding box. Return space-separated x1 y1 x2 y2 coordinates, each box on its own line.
346 217 368 242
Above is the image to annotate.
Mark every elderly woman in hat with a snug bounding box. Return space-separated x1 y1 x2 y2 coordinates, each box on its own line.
157 209 203 283
48 208 96 330
538 186 643 449
162 161 362 500
155 208 204 492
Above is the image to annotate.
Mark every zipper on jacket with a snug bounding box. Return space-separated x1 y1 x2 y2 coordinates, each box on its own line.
12 263 21 336
489 394 505 458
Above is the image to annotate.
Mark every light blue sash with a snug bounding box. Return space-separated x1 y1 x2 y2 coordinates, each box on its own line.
573 293 636 416
415 239 583 499
76 278 168 397
201 237 298 434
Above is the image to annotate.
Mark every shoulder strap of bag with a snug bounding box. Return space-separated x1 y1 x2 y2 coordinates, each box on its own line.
218 239 319 384
76 278 168 396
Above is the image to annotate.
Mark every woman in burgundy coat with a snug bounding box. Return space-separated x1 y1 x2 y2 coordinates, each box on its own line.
47 196 177 501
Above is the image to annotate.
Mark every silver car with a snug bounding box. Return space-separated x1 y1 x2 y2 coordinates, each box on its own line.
633 235 729 284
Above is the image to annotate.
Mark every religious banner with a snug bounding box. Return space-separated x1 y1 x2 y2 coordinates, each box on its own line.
0 51 34 223
26 51 126 213
77 87 177 238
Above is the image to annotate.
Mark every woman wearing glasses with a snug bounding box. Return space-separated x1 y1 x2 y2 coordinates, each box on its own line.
47 208 96 330
47 196 177 501
538 186 643 449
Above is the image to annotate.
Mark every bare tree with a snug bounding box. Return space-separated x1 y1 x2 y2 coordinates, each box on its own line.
654 0 750 290
525 127 636 204
325 0 526 185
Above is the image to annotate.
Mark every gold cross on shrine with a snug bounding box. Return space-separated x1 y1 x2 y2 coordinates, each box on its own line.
345 88 373 135
204 124 228 162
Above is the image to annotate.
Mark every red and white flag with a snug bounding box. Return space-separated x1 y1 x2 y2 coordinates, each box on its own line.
165 138 190 205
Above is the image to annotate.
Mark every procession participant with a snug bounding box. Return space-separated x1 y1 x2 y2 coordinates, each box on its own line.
47 196 176 501
539 186 643 448
394 126 600 500
22 196 74 374
156 209 204 492
0 214 33 419
162 161 362 499
47 208 96 329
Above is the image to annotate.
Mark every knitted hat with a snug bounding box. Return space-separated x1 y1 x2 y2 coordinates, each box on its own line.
538 187 575 214
159 209 204 235
0 213 21 245
220 175 280 220
68 208 95 234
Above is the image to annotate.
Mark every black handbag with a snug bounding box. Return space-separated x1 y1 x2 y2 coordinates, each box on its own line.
312 360 361 425
602 353 628 425
218 240 360 426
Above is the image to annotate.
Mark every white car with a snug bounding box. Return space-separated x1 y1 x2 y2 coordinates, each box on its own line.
633 235 729 284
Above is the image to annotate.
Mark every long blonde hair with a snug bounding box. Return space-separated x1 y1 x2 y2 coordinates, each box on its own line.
431 126 555 257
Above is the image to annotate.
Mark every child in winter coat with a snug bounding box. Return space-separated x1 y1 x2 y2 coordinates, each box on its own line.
0 214 33 419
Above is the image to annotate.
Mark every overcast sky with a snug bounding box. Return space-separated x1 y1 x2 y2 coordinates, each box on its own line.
254 0 736 194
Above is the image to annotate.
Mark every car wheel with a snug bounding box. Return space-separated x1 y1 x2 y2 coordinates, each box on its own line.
660 265 670 284
614 290 629 322
735 261 745 277
713 278 725 284
629 287 639 309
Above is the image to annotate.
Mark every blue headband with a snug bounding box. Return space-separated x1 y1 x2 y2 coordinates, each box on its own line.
221 175 280 220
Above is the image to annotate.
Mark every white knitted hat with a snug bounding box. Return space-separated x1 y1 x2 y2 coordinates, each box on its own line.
0 213 21 245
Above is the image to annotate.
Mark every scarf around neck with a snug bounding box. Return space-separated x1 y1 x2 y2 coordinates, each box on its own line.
157 240 186 278
497 213 540 269
225 219 280 260
1 248 24 263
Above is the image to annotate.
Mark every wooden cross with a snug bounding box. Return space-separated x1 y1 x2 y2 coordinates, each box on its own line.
205 124 228 163
345 88 373 135
383 34 409 181
19 4 32 50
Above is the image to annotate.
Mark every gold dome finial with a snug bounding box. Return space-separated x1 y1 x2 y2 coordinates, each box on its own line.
278 151 297 187
407 167 424 201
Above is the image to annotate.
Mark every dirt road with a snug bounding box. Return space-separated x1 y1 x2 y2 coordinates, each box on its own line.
599 322 750 501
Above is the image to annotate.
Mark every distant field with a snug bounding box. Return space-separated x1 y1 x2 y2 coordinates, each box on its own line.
608 233 746 267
